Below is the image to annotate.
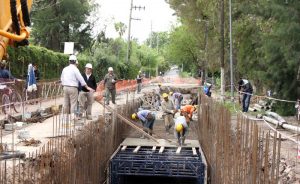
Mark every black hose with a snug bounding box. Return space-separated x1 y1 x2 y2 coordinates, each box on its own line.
10 0 20 35
21 0 31 26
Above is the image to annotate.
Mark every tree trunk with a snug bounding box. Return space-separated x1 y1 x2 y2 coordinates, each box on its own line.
297 64 300 99
220 0 225 101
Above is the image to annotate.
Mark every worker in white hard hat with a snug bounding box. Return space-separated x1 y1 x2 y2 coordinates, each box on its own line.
78 63 97 120
61 55 95 120
174 115 189 146
104 67 118 105
136 70 143 93
161 93 176 134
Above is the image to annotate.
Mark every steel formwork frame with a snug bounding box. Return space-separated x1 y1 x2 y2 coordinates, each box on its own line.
110 146 206 184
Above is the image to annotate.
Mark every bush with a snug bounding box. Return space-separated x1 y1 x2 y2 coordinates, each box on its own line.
7 45 89 80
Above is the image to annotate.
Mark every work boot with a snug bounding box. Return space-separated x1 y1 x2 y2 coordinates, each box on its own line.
181 136 186 146
178 138 182 146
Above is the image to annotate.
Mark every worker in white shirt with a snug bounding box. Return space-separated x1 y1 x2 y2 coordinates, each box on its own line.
61 55 95 119
174 115 189 146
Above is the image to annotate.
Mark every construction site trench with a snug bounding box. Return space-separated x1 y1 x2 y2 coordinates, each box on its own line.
0 80 290 183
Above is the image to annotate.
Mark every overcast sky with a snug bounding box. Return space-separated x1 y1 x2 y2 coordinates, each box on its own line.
94 0 177 42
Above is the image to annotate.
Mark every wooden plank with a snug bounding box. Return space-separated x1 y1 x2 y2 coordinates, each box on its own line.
121 146 127 151
133 146 141 153
176 147 182 154
159 147 164 154
152 146 156 151
192 147 197 155
96 101 159 143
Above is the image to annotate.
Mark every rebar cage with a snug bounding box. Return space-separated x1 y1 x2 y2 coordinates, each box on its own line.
110 146 206 184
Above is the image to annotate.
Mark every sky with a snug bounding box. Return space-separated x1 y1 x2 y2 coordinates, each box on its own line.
94 0 178 42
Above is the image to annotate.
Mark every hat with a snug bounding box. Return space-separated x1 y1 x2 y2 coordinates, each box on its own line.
108 67 113 71
69 55 77 61
131 113 137 120
162 93 168 98
176 124 183 133
85 63 93 69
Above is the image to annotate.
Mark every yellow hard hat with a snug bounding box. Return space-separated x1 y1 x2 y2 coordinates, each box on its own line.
176 124 183 133
158 83 162 86
169 91 173 95
131 113 137 120
162 93 168 98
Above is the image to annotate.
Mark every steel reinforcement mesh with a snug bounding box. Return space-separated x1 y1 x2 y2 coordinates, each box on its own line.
110 146 206 184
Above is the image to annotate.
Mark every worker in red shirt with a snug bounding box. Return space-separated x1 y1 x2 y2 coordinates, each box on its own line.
180 105 197 125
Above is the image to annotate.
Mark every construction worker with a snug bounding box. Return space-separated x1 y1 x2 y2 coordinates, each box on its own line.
132 110 156 137
180 105 197 125
158 83 163 94
169 91 183 110
161 93 176 133
238 78 253 112
174 115 189 146
104 67 118 105
203 83 212 97
136 71 143 93
79 63 97 120
61 55 95 120
0 60 17 80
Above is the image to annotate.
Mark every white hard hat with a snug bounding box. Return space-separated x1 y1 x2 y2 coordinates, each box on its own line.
69 55 77 61
108 67 113 71
85 63 93 69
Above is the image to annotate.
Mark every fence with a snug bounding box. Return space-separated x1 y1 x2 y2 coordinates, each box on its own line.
196 94 281 183
0 100 140 183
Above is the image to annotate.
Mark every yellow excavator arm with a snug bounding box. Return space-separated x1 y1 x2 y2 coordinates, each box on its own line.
0 0 33 60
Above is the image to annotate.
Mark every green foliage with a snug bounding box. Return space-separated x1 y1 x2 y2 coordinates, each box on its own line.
31 0 96 51
7 45 81 80
114 22 127 38
166 0 298 115
234 0 299 114
165 25 200 74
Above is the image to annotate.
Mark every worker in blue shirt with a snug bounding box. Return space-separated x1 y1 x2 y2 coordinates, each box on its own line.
132 110 156 137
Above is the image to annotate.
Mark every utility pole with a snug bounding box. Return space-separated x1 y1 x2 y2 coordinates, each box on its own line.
229 0 234 101
126 0 145 63
204 21 208 84
126 0 133 64
156 34 159 77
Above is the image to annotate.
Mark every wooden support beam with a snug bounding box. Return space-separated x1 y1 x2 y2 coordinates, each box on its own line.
159 146 164 154
133 146 141 153
121 146 127 151
176 147 182 154
192 147 197 155
152 146 156 151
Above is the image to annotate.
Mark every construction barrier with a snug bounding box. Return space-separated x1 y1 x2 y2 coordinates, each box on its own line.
95 79 150 101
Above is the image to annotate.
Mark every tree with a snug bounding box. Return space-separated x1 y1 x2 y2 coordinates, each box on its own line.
165 25 200 74
167 0 226 86
31 0 96 51
114 22 127 38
